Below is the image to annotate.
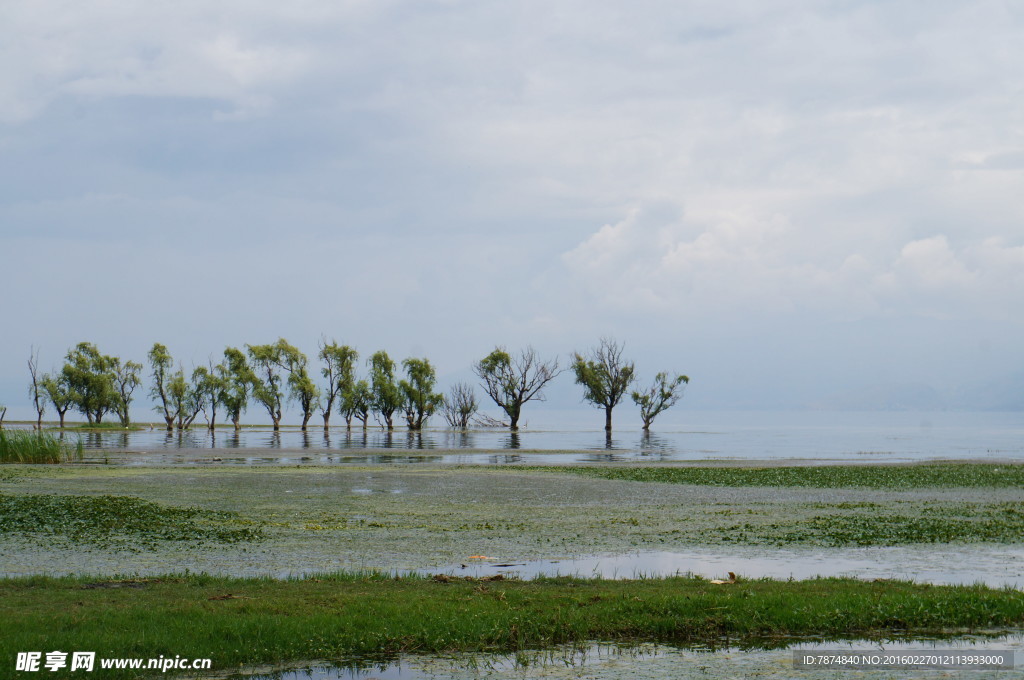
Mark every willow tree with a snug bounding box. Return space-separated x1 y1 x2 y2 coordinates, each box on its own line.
168 366 202 429
62 342 118 424
111 358 143 427
632 372 690 431
148 343 177 431
220 347 252 431
192 363 229 431
474 346 561 431
247 341 287 430
571 338 635 432
288 362 320 431
400 357 444 430
340 379 371 429
40 373 74 428
319 341 357 430
368 351 403 430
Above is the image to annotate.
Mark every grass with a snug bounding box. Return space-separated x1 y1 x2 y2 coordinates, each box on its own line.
0 430 83 464
2 572 1023 677
0 493 263 550
68 422 145 431
540 463 1024 489
712 503 1024 546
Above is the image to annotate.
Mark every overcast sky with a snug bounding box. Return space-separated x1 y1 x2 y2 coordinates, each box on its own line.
1 0 1022 420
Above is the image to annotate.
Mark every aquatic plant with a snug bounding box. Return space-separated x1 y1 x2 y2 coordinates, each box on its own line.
0 430 83 464
551 463 1024 489
0 493 263 550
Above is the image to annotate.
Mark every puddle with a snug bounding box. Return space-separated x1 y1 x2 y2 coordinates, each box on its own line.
229 636 1024 679
433 547 1024 588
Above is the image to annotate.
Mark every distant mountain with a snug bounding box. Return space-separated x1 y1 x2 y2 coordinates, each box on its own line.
950 372 1024 411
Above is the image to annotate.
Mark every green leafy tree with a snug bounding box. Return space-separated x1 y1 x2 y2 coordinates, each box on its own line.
248 339 319 430
148 343 177 431
192 363 229 431
474 346 561 431
340 379 372 429
632 372 690 431
62 342 118 424
319 341 358 430
111 358 143 427
40 372 74 428
168 366 202 429
571 338 635 432
368 351 403 430
400 357 444 430
247 341 288 430
289 363 320 431
27 348 46 429
220 348 252 431
441 382 479 429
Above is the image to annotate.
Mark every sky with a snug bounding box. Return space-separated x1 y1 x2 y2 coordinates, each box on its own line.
1 0 1022 421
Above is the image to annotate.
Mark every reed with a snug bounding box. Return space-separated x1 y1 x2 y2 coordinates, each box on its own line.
0 429 83 464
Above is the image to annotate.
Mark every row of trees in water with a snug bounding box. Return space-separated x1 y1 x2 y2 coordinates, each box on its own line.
17 339 689 432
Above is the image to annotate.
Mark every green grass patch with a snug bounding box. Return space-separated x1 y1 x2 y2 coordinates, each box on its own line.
714 502 1024 546
540 463 1024 489
0 430 83 464
1 573 1022 677
66 422 144 431
0 493 263 550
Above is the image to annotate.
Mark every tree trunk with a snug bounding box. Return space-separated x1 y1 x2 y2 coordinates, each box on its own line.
509 414 520 431
605 406 613 432
59 410 67 428
323 413 331 430
164 415 174 431
232 415 241 431
301 412 311 431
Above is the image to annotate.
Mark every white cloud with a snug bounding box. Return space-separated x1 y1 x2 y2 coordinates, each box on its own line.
563 207 1024 323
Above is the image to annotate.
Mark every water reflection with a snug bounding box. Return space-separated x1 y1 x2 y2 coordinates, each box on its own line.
246 636 1024 680
54 411 1024 464
436 547 1024 588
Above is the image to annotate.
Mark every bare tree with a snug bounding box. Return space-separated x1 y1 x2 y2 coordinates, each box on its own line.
571 338 635 432
441 382 479 428
474 346 561 431
28 348 46 429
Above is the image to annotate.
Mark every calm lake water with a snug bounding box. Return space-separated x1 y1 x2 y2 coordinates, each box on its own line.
56 410 1024 464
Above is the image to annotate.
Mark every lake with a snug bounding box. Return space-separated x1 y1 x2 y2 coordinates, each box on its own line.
54 410 1024 464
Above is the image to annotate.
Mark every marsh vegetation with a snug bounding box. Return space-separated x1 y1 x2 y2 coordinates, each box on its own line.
0 430 82 464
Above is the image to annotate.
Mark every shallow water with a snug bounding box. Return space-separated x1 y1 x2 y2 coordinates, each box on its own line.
237 636 1024 679
431 546 1024 588
51 410 1024 464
